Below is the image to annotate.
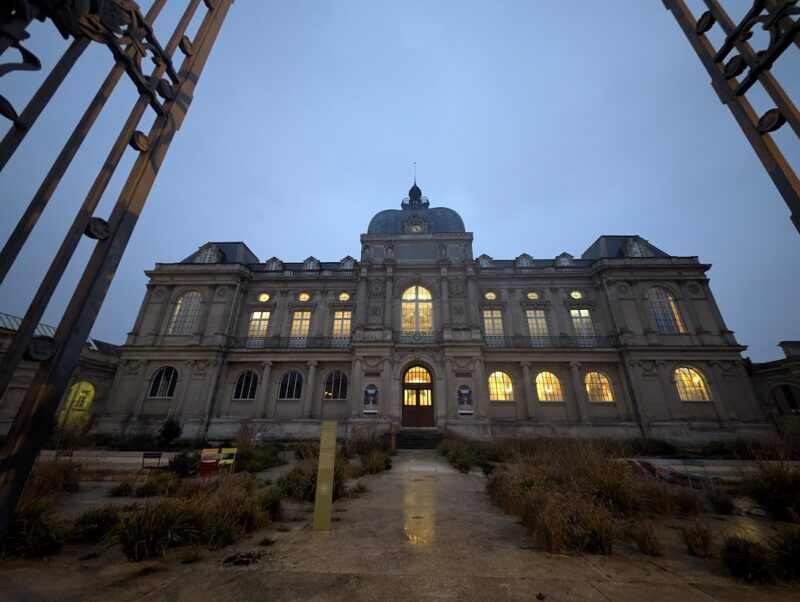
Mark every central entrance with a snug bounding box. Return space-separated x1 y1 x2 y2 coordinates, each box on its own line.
402 365 435 427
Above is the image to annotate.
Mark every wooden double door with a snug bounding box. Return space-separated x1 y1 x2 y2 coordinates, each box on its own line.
402 366 434 427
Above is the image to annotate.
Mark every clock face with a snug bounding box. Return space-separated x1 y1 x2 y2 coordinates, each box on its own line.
411 224 423 233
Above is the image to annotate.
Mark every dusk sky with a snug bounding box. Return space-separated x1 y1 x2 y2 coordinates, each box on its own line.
1 1 798 362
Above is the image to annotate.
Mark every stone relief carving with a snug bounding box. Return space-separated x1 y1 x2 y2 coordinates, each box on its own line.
448 279 466 297
368 277 385 297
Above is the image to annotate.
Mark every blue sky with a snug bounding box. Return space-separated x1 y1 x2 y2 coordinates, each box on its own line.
1 1 798 361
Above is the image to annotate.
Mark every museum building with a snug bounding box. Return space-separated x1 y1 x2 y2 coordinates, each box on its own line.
46 181 773 443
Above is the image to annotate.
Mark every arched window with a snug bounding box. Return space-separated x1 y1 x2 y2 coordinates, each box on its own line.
488 371 514 401
585 371 614 402
279 370 303 399
323 370 348 399
167 290 202 335
646 287 685 334
58 381 95 429
535 371 563 402
148 366 178 398
401 286 433 333
674 367 711 401
233 370 258 400
198 246 217 263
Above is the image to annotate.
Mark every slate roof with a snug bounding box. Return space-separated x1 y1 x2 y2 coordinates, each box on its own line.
181 242 260 264
581 236 670 260
0 312 121 357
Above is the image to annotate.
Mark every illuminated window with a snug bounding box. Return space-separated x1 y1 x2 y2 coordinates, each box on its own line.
404 365 432 384
488 371 514 401
148 366 178 398
338 292 350 302
323 370 348 399
290 311 311 346
58 381 96 430
401 286 433 333
258 292 270 303
526 291 539 300
585 371 614 402
279 370 303 399
535 371 563 402
646 287 686 334
674 367 711 401
332 310 352 338
569 290 584 300
248 311 270 339
167 291 201 335
526 309 549 337
198 246 217 263
298 292 310 302
484 291 497 300
483 309 504 337
233 370 258 400
570 308 595 337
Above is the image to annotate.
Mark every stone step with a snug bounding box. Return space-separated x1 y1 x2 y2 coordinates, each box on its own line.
396 429 444 450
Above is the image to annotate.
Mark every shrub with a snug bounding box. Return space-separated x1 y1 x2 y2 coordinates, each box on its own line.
70 506 120 543
705 487 735 515
116 499 202 561
232 427 284 473
255 487 283 521
629 521 664 556
169 450 198 477
278 454 347 502
1 498 64 558
681 521 714 558
741 460 800 523
673 488 704 515
769 526 800 581
624 438 677 457
720 534 775 583
573 504 617 555
135 471 180 497
109 481 133 497
364 452 392 474
157 418 182 446
24 461 80 499
346 433 391 459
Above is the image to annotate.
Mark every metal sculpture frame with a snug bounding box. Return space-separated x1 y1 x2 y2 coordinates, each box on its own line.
0 0 234 535
663 0 800 234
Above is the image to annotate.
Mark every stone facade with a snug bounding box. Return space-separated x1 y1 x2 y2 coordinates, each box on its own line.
74 184 777 444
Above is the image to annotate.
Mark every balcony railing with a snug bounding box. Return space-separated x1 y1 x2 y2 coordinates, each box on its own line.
484 335 618 349
231 337 351 349
392 331 442 344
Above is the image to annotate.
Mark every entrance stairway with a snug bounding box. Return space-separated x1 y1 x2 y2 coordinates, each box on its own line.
396 429 443 450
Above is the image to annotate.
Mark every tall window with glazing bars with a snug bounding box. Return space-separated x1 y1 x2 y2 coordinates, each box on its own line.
167 291 202 335
646 287 685 334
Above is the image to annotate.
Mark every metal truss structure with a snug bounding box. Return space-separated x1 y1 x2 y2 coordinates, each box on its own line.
0 0 234 535
663 0 800 234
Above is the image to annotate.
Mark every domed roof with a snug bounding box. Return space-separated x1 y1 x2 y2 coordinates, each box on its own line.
367 183 466 235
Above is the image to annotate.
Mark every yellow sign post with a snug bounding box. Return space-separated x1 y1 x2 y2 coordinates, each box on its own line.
313 420 337 532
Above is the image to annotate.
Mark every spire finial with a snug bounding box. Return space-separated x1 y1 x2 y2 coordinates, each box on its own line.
413 161 417 185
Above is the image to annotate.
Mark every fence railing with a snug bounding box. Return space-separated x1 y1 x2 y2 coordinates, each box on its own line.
230 337 351 349
484 335 618 349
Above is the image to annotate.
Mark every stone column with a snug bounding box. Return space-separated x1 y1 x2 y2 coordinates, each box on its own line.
443 358 456 419
655 360 680 420
254 361 273 418
350 357 363 417
303 361 318 418
381 358 392 419
171 360 195 417
708 361 732 423
439 265 450 328
355 268 368 330
383 266 394 330
278 291 292 337
466 266 480 329
569 361 591 423
473 357 488 418
131 362 151 418
520 361 536 420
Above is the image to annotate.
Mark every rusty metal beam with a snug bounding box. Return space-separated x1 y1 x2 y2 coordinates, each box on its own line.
663 0 800 234
0 0 234 536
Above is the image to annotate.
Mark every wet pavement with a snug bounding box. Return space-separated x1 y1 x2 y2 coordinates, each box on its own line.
1 450 799 601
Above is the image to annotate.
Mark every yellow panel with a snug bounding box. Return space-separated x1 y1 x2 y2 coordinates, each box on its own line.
419 390 431 406
404 390 416 406
404 366 432 383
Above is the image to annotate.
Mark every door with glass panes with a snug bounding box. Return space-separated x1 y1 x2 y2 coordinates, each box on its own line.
402 366 434 427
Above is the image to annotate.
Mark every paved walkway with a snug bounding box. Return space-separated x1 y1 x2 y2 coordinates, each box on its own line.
2 450 798 601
